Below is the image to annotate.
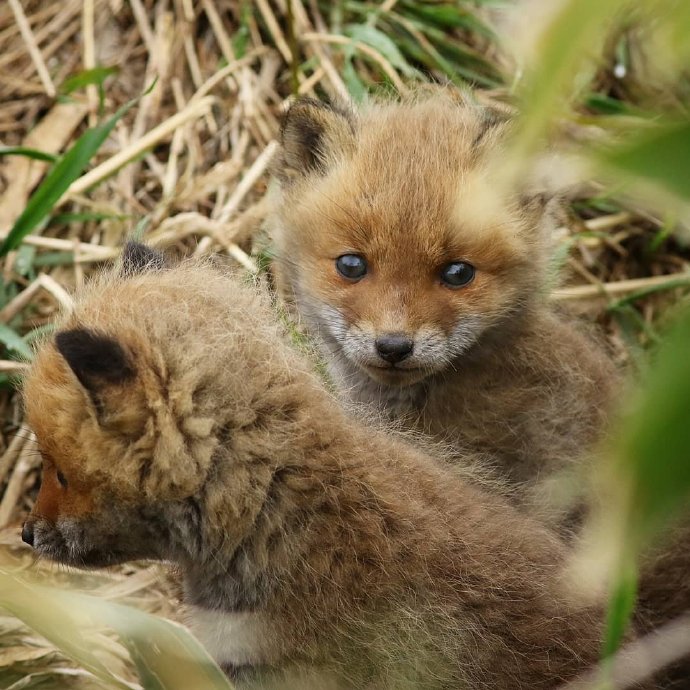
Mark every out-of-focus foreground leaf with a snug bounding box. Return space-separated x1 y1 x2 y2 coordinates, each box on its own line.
0 561 234 690
583 306 690 656
615 307 690 539
596 118 690 202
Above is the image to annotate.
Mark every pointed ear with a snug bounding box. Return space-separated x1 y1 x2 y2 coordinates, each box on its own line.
277 98 356 181
120 241 168 277
55 329 136 397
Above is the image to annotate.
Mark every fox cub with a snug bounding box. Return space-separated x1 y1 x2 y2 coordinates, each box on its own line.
268 92 618 526
21 243 607 689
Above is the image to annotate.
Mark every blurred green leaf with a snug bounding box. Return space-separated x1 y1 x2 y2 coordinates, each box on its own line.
399 0 494 37
615 306 690 540
509 0 628 164
0 147 58 163
0 325 33 361
23 323 56 345
32 251 75 267
0 83 155 258
342 53 368 101
60 67 119 96
602 564 637 659
585 93 636 116
14 245 37 278
597 119 690 201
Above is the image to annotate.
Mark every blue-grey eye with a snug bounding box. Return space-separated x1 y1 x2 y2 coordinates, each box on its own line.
441 262 475 288
336 254 367 281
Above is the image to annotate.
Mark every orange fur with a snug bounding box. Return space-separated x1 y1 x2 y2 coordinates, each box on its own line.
268 90 618 532
22 256 616 689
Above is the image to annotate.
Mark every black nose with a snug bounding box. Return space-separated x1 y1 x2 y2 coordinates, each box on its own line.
21 521 34 547
375 334 414 364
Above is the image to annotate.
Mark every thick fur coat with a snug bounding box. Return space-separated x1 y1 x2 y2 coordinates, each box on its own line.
22 250 609 689
267 91 618 531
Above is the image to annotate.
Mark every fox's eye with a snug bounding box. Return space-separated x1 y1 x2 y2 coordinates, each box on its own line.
440 262 475 288
336 254 367 281
56 470 68 489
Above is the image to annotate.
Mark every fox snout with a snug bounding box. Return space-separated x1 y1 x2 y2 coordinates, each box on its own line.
375 334 414 364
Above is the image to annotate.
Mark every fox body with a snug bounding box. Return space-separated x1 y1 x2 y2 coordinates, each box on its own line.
21 246 607 689
268 93 617 526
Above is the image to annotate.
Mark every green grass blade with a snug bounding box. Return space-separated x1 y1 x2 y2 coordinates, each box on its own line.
602 564 637 659
0 82 155 258
345 23 418 77
60 67 119 96
342 53 368 101
0 325 33 361
0 569 137 690
586 305 690 657
617 307 690 538
0 147 58 163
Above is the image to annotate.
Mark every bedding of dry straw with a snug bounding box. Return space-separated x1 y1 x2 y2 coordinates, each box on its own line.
0 1 689 687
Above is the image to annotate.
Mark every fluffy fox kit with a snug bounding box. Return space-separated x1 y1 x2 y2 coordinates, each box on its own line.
269 92 617 521
22 245 605 689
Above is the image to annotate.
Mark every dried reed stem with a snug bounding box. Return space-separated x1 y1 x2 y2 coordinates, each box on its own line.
553 272 690 300
7 0 56 97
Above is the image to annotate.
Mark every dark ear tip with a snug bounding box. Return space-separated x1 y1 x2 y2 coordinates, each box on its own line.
121 241 168 277
56 328 135 389
280 97 353 131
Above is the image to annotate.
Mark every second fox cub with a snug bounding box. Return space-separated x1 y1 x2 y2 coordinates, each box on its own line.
269 91 618 526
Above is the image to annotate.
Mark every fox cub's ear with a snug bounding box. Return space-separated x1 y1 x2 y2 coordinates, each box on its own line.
121 241 168 277
278 98 356 180
55 329 135 397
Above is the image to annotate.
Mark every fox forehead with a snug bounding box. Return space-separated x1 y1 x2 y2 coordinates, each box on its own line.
24 341 141 483
284 169 530 277
280 110 531 273
24 347 90 466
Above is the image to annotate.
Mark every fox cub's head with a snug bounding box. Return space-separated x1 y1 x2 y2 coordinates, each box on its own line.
21 245 299 568
271 91 564 386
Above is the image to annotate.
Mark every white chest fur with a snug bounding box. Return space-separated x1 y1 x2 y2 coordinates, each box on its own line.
184 606 281 667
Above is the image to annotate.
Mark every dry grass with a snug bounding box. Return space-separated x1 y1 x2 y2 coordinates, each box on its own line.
0 1 689 686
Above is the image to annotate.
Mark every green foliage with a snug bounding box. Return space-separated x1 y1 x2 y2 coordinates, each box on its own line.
597 119 690 201
616 307 690 541
0 324 33 361
0 147 58 163
60 66 119 97
0 82 155 258
345 23 419 78
506 0 690 668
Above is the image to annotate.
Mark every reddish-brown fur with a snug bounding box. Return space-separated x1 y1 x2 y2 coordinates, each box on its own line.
268 91 618 531
268 91 689 681
22 256 616 689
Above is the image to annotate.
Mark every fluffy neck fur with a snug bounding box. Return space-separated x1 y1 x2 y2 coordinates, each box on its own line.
24 262 610 689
